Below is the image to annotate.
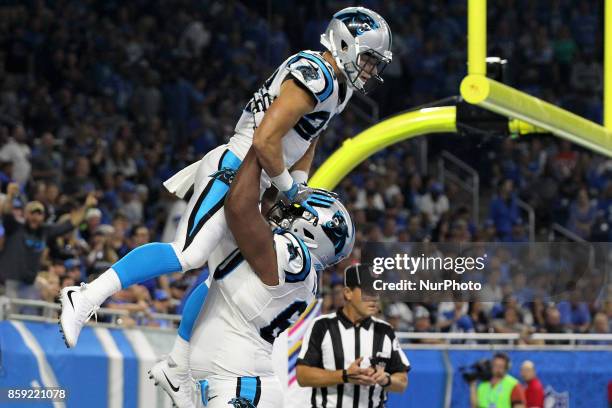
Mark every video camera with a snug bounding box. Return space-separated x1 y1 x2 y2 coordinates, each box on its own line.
460 359 492 383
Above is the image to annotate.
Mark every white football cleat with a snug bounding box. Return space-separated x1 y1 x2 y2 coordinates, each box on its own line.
148 356 196 408
59 283 99 348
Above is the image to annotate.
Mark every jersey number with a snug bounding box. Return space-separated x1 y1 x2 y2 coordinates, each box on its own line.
260 300 308 344
294 111 330 141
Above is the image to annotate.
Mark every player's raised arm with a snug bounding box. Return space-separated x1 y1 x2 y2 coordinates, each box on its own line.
289 137 318 184
252 78 316 194
224 148 279 286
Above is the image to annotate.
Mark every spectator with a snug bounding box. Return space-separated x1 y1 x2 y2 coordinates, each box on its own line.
542 305 570 344
385 302 412 332
105 284 151 318
0 125 31 185
355 178 385 213
34 270 61 303
179 19 211 58
330 281 345 312
466 301 490 334
437 301 472 333
105 139 137 178
405 174 423 214
567 187 596 239
144 289 174 328
581 312 611 345
86 225 119 276
62 258 84 288
381 217 398 242
30 132 62 184
489 179 520 240
520 360 545 408
63 157 97 195
476 219 498 241
130 70 163 124
528 298 547 332
40 182 61 222
411 305 443 345
493 307 529 342
80 207 103 243
0 182 96 299
592 312 611 334
553 25 577 77
419 182 449 226
557 297 591 333
551 141 578 180
117 181 143 225
510 219 529 242
48 214 89 262
478 267 504 310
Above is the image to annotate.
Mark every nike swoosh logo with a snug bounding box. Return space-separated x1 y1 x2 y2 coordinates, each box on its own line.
163 371 180 392
67 290 76 310
208 395 218 402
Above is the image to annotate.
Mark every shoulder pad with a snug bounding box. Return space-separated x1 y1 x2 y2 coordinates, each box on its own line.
287 52 335 104
273 230 313 283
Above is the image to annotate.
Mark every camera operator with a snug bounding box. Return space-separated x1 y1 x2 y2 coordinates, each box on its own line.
469 353 526 408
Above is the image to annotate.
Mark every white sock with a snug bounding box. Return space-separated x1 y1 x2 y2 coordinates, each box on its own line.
169 336 190 370
83 269 122 306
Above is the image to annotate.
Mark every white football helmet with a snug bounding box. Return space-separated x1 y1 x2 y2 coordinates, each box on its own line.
320 7 393 94
267 190 355 271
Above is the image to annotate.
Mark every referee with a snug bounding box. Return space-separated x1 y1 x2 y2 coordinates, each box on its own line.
296 264 409 407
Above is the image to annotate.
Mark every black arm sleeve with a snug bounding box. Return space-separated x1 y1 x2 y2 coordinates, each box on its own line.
386 330 411 374
296 318 327 368
45 220 75 239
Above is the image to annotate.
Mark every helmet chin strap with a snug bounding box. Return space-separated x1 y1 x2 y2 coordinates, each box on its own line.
324 28 367 92
303 240 319 249
325 29 349 84
327 29 344 71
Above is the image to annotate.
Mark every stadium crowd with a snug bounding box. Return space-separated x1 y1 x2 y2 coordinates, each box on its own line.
0 0 610 336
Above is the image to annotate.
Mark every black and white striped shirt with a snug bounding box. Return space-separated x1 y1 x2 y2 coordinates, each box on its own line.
297 309 410 408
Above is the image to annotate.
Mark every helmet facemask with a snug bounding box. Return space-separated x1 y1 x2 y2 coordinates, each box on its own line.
266 201 319 230
344 49 391 94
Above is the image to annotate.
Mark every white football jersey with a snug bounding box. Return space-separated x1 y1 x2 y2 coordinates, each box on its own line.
229 50 353 170
189 229 317 379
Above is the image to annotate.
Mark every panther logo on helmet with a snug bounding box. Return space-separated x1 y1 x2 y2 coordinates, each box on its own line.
266 191 354 271
322 210 349 255
335 11 380 37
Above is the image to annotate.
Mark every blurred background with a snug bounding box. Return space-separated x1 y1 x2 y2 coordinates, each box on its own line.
0 1 610 407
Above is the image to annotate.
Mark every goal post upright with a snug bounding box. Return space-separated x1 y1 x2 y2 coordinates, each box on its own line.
461 0 612 157
468 0 486 76
605 0 612 129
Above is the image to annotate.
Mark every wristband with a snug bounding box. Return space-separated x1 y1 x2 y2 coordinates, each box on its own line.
342 369 348 383
382 373 392 388
271 168 294 192
291 170 309 185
